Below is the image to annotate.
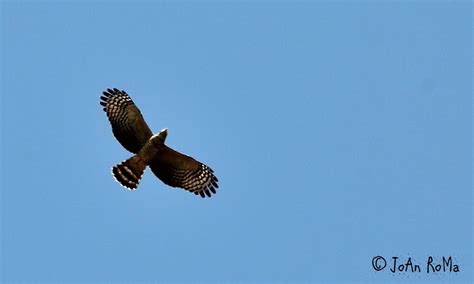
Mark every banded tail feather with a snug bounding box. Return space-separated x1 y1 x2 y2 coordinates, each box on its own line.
112 155 147 190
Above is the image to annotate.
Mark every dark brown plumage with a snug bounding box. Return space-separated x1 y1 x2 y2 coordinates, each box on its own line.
100 88 219 198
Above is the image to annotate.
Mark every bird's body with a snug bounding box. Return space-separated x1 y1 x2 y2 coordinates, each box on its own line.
100 88 218 198
139 131 169 164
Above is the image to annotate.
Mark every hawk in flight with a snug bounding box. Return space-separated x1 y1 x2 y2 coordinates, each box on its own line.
100 88 219 198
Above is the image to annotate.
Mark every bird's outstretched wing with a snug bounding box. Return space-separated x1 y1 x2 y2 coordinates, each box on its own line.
100 88 153 154
149 145 219 198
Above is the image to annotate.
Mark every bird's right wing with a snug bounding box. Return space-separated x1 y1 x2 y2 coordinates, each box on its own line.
100 88 153 154
149 145 219 198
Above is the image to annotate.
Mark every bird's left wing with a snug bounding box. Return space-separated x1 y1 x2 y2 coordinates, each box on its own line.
100 88 153 154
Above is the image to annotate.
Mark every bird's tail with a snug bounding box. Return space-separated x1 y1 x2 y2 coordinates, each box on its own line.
112 155 147 190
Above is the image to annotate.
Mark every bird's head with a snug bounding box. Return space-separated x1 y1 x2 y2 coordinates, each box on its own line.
151 128 168 145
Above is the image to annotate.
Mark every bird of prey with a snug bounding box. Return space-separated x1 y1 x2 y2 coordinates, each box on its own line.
100 88 219 198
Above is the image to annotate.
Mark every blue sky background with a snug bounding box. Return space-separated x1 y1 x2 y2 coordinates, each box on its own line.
1 1 472 283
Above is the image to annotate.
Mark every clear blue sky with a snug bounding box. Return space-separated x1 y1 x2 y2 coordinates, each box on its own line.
1 1 472 283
